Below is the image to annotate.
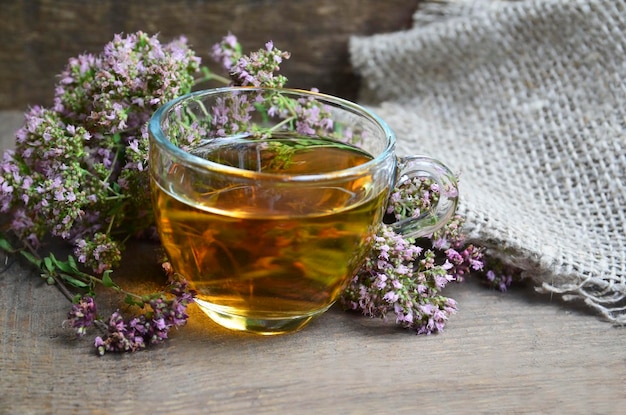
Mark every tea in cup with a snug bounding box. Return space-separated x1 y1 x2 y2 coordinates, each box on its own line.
148 87 458 334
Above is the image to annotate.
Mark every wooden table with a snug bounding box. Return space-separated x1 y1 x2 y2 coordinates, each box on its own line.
1 111 625 414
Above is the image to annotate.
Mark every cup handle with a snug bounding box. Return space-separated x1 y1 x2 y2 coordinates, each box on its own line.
389 155 459 239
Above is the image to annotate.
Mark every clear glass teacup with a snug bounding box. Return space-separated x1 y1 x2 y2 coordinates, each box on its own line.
148 87 458 335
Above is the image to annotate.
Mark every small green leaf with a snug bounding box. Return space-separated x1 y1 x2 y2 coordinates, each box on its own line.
142 293 161 303
21 251 41 267
43 256 55 273
61 274 89 289
101 271 118 289
66 255 79 272
51 254 73 273
0 237 13 252
124 294 144 308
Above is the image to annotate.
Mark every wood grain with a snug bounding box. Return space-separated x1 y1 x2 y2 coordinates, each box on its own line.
1 110 625 414
1 243 624 414
0 0 418 110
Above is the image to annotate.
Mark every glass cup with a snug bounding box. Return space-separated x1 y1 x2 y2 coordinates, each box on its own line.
148 87 458 335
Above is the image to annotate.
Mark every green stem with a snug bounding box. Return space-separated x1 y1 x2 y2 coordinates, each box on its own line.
265 116 296 134
21 241 146 303
102 143 122 184
93 319 109 333
51 273 75 302
103 194 130 202
106 215 116 235
195 67 232 86
80 272 143 301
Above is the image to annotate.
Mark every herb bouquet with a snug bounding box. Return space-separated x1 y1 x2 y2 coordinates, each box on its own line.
0 32 518 355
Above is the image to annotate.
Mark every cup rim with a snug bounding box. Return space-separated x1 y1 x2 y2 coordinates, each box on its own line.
148 86 396 182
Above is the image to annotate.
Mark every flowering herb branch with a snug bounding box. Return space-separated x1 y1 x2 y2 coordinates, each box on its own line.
0 31 211 354
0 31 521 354
341 178 484 333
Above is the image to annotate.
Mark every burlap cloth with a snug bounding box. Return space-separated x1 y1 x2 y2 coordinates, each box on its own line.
350 0 626 324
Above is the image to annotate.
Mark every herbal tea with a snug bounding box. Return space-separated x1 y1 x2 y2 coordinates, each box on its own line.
152 136 388 333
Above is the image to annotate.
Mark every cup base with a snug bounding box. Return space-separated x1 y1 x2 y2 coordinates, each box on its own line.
194 298 331 335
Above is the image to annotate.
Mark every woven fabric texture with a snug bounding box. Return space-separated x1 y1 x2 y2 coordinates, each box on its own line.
350 0 626 323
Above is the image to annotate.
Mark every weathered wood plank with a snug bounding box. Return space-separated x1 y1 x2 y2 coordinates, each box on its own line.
1 245 624 414
0 0 419 110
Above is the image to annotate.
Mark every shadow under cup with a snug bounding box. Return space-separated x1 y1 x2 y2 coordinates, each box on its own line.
148 87 457 335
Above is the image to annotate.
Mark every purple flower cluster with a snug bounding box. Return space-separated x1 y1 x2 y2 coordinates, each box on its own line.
486 270 514 291
65 296 98 337
55 32 200 135
94 280 195 356
0 32 201 272
430 209 520 290
341 224 458 334
431 214 484 282
0 107 98 246
209 93 258 138
387 177 439 222
204 34 334 140
227 40 290 88
342 174 522 334
290 90 335 136
483 260 519 292
210 32 242 70
74 232 123 275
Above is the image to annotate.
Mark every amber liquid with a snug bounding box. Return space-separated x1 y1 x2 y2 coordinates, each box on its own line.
152 136 387 333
